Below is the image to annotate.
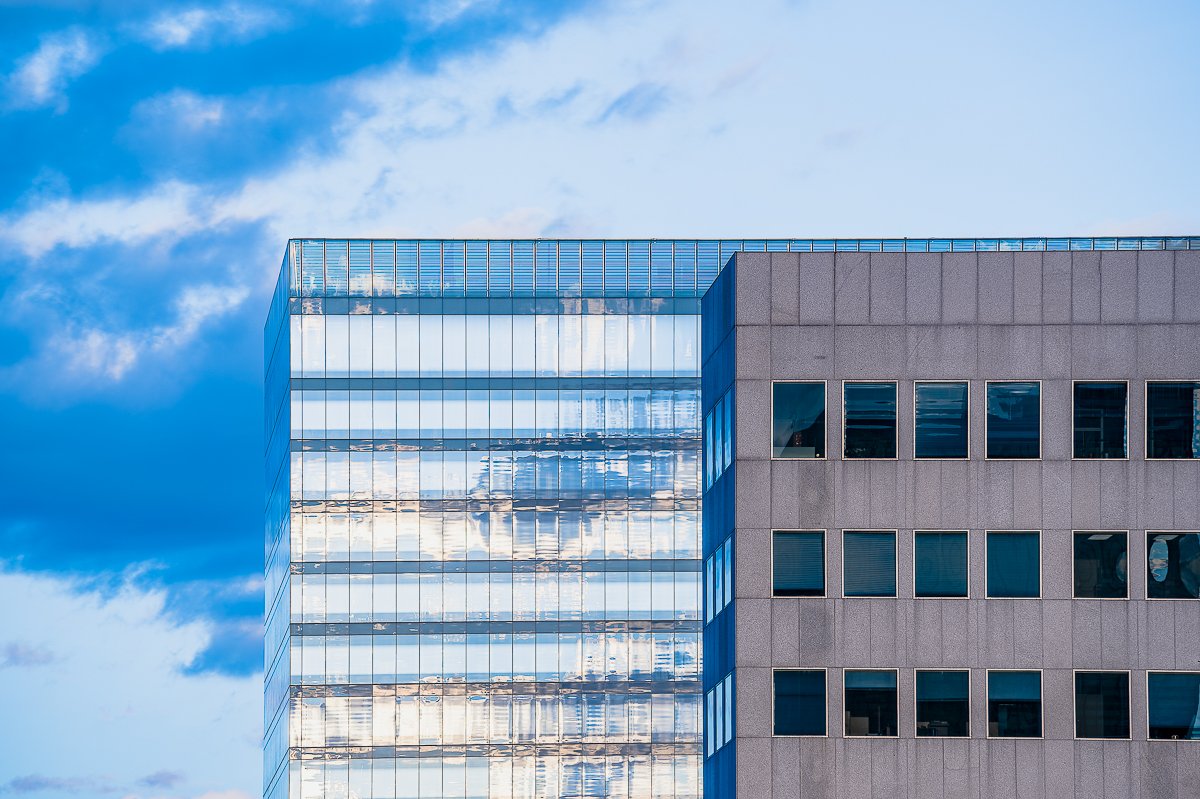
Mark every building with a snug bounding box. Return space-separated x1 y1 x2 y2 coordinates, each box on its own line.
263 237 1199 799
701 247 1200 799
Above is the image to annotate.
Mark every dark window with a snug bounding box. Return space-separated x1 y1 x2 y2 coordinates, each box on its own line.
773 531 825 597
1073 382 1127 458
914 381 968 459
1148 672 1200 740
1073 532 1128 599
843 531 897 597
916 670 970 737
774 670 826 736
987 671 1042 738
986 381 1040 458
844 382 897 458
986 532 1040 598
1075 671 1130 739
914 531 969 598
1147 382 1200 458
1146 532 1200 599
772 382 826 458
844 670 898 736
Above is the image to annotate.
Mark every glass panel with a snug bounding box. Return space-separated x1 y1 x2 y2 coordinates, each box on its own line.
1073 532 1128 599
844 670 897 737
1148 672 1200 739
773 670 825 736
772 531 825 597
1147 382 1200 458
772 382 825 458
914 532 968 598
842 531 896 598
986 382 1040 458
1146 532 1200 599
987 671 1041 737
1075 671 1130 739
986 532 1040 598
916 670 969 737
914 381 968 458
843 382 897 458
1073 382 1127 458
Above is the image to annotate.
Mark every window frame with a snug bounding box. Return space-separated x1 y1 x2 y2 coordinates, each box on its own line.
1145 380 1200 461
985 668 1044 740
912 529 971 600
771 667 829 738
841 379 900 461
1144 530 1200 601
1073 669 1132 741
771 529 827 599
913 667 972 739
1071 379 1130 461
841 529 899 599
912 380 971 461
1146 669 1200 741
770 380 828 460
843 667 900 738
984 379 1043 461
984 530 1042 599
1071 530 1130 600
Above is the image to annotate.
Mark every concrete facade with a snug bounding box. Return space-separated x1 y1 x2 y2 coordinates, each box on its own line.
701 250 1200 799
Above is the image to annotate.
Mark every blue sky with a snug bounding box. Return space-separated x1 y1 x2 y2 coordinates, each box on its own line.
0 0 1197 797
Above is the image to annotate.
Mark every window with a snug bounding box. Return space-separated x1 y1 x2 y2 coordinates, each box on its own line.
707 672 734 753
1147 381 1200 458
914 381 969 459
843 381 897 458
774 670 826 736
1146 532 1200 599
707 537 734 621
986 532 1040 598
986 381 1040 458
842 531 897 597
916 670 970 737
1075 671 1130 739
773 531 825 597
1073 532 1128 599
1073 382 1127 458
844 670 898 737
987 671 1042 738
1148 672 1200 740
914 531 968 598
772 382 825 458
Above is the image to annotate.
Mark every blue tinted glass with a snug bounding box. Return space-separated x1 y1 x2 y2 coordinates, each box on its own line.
915 382 968 458
773 382 825 458
773 670 825 735
1147 382 1200 458
843 532 896 597
1074 382 1127 458
988 671 1041 737
773 532 825 597
1148 672 1200 739
986 532 1040 598
844 670 897 736
986 382 1040 458
1073 532 1128 599
844 382 897 458
916 670 969 737
1075 672 1130 739
1146 532 1200 599
914 532 968 598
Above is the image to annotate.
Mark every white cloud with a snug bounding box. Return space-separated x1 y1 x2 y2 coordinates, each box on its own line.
6 28 103 111
134 90 227 129
136 3 285 50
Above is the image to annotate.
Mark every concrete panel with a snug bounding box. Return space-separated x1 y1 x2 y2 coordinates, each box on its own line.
1041 325 1071 379
1173 461 1200 528
980 325 1043 379
1174 250 1200 322
1070 325 1137 377
798 600 833 666
1074 741 1103 799
912 601 942 666
735 460 771 529
1071 600 1103 667
1042 739 1075 799
1174 600 1200 669
735 599 771 667
770 325 833 378
771 600 800 666
942 253 978 324
1071 461 1102 530
868 601 897 667
735 378 772 461
1013 600 1042 666
1144 600 1176 670
1098 600 1128 669
770 460 801 529
841 598 872 665
1141 461 1174 530
1072 252 1102 323
1099 251 1137 323
770 736 800 799
984 601 1016 668
1014 253 1043 325
1137 250 1174 323
834 325 907 375
798 738 834 799
979 252 1015 324
735 528 771 599
1012 462 1043 529
1040 601 1072 667
870 739 902 797
1042 667 1074 740
942 739 970 798
796 253 835 325
905 326 978 378
770 253 800 326
797 462 831 528
1135 324 1200 379
988 738 1017 799
735 253 771 325
1014 739 1044 799
1041 532 1072 602
869 252 906 324
913 740 945 799
906 253 941 325
1042 252 1072 324
941 601 970 666
1040 378 1071 461
834 253 870 324
1143 743 1178 799
736 735 772 799
1098 461 1130 529
735 325 771 380
1041 461 1072 529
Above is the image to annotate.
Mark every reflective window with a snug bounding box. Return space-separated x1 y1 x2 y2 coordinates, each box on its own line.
844 670 898 737
1075 671 1130 739
986 381 1040 458
772 382 825 458
916 670 970 737
1147 382 1200 458
986 532 1040 598
1146 532 1200 599
774 670 826 736
843 531 897 598
1073 382 1127 458
987 671 1042 738
1073 532 1127 599
1148 672 1200 740
914 381 968 459
843 382 897 458
773 531 825 597
914 531 968 598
